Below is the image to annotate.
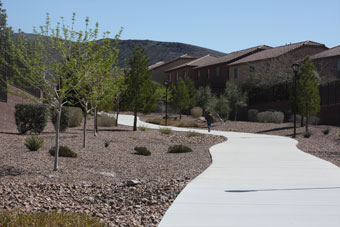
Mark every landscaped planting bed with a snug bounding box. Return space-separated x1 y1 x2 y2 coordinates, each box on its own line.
0 117 225 226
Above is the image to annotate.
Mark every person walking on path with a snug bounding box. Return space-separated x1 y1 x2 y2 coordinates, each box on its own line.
204 112 213 132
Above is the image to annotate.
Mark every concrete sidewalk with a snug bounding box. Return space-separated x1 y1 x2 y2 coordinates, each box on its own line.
118 114 340 227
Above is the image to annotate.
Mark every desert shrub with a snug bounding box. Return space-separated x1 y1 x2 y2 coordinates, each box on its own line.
186 131 202 137
14 103 49 134
257 111 284 124
134 146 151 156
146 118 163 125
159 127 173 135
24 135 44 151
97 114 116 127
68 107 83 127
0 211 104 227
168 145 193 153
49 146 77 158
51 107 70 132
304 131 312 138
139 124 148 131
190 107 203 118
104 140 111 147
248 109 259 122
322 128 330 135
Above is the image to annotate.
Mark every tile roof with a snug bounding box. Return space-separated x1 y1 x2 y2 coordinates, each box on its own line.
165 55 218 72
194 45 272 69
148 54 197 70
229 41 327 66
148 61 165 69
310 45 340 59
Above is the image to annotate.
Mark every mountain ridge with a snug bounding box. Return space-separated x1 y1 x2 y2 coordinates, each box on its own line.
19 33 225 66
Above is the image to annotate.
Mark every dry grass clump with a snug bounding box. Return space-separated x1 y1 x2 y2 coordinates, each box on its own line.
97 114 116 127
24 135 44 151
0 211 105 227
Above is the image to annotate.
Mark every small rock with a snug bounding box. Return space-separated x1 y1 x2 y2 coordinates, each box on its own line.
127 180 141 186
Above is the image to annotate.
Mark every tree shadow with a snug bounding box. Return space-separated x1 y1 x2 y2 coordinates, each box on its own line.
256 126 293 134
225 186 340 193
0 165 24 178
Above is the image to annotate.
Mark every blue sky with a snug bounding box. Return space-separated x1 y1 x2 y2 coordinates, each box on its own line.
3 0 340 53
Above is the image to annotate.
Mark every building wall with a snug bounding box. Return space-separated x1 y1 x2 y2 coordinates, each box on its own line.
0 85 41 131
313 56 340 82
229 45 328 86
150 58 196 84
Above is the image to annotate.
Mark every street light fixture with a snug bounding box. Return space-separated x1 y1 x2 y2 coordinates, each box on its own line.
164 80 169 126
292 63 300 138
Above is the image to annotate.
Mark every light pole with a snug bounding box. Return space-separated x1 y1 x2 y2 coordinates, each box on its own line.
292 63 300 138
164 80 169 126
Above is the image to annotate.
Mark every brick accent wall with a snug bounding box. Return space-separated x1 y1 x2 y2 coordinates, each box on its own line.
0 85 41 131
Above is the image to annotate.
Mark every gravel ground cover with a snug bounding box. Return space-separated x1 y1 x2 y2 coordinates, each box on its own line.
0 117 225 226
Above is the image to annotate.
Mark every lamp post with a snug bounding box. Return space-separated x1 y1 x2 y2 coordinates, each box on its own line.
164 80 169 126
292 63 300 138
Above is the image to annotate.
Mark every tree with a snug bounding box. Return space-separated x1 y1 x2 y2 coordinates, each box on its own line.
9 13 118 170
295 56 320 133
124 46 154 131
196 86 214 112
214 95 231 122
184 78 197 108
225 81 247 121
171 78 190 119
0 1 12 95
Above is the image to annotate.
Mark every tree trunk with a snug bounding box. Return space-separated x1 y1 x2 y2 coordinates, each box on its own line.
306 115 309 133
115 100 120 126
94 107 97 136
133 108 138 131
82 107 87 148
301 115 304 127
94 107 98 133
53 104 62 171
234 107 238 121
180 111 182 120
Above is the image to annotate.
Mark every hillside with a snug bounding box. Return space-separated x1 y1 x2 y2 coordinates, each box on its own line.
116 39 225 66
19 33 225 66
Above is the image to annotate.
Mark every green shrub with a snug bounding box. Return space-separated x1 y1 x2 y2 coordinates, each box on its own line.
322 128 330 135
248 109 259 122
304 131 312 138
168 145 193 153
97 114 116 127
49 145 77 158
14 103 49 134
0 211 105 227
68 107 83 127
186 131 202 137
160 127 173 135
134 146 151 156
190 107 203 118
24 135 44 151
51 107 70 132
257 111 284 124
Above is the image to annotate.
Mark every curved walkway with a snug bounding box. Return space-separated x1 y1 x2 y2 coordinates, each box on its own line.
118 114 340 227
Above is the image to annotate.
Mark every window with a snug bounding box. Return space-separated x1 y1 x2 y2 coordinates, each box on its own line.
337 61 340 71
216 67 220 77
169 73 172 82
234 68 239 79
198 70 201 80
207 69 210 79
184 70 187 79
176 72 179 81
